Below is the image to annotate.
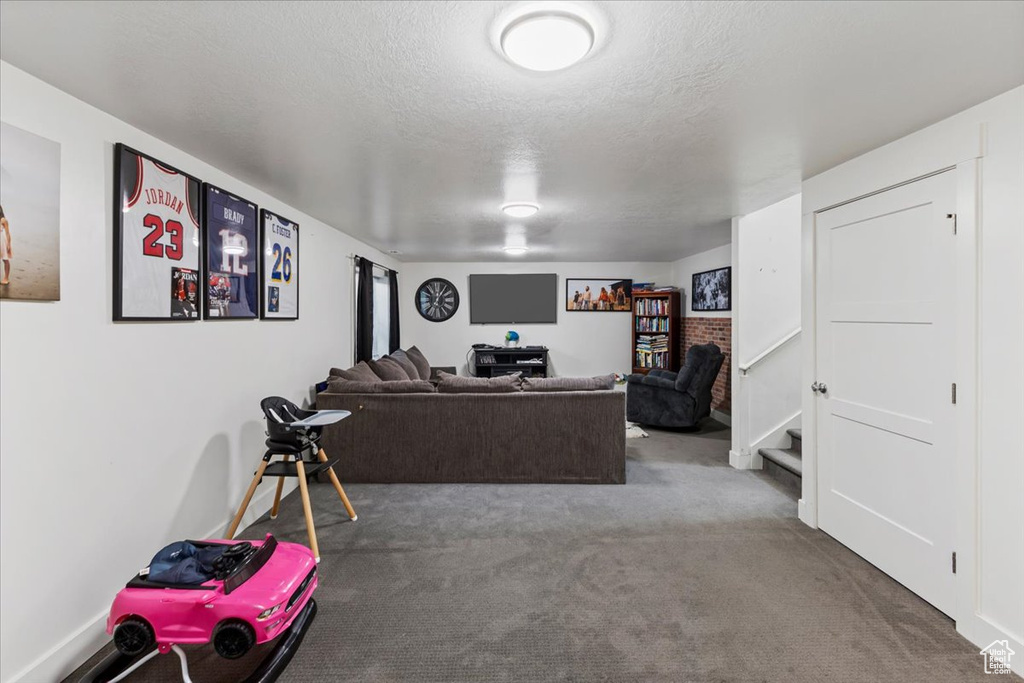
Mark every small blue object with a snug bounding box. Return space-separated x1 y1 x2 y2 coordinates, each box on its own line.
505 330 520 342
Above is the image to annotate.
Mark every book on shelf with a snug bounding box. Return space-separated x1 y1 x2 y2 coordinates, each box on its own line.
634 298 671 316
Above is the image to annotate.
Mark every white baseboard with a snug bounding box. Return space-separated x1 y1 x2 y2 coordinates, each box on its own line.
729 449 751 469
711 409 732 427
6 484 292 683
798 498 818 529
751 411 802 454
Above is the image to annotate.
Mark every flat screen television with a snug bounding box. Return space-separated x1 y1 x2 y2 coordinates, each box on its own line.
469 273 558 324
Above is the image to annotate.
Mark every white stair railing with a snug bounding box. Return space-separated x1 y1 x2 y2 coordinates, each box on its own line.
738 327 801 375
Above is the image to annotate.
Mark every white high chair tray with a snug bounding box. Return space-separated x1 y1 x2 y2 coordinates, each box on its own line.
290 409 351 427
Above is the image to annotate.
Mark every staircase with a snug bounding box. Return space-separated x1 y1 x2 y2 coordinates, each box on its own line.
758 428 802 496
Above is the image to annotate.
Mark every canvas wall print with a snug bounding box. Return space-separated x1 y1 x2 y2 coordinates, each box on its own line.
566 278 632 311
0 122 61 301
114 144 201 320
691 266 731 311
204 184 258 319
260 209 299 319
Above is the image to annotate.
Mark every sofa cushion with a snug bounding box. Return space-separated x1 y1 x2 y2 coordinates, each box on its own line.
330 361 382 383
436 371 522 393
327 378 436 394
368 356 413 381
405 346 432 381
522 374 616 392
674 345 709 392
390 350 422 381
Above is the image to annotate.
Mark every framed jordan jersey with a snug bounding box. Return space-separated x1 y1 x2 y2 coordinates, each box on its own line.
203 184 258 319
114 144 202 321
260 209 299 320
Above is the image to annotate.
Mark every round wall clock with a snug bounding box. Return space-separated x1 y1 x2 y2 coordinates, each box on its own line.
415 278 459 322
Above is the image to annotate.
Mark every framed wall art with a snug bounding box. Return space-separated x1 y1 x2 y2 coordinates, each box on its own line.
114 143 201 320
0 122 61 301
203 184 258 319
691 266 731 311
565 278 632 311
260 209 299 320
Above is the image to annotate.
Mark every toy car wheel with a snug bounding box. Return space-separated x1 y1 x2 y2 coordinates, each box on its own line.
213 620 255 659
113 617 154 657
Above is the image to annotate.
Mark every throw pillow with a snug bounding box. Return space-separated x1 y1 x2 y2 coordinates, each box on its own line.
390 349 422 381
326 378 436 394
330 361 382 383
521 374 616 392
368 356 413 381
436 371 522 393
405 346 432 381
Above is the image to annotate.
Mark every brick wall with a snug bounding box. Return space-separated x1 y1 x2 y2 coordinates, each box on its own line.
680 317 731 414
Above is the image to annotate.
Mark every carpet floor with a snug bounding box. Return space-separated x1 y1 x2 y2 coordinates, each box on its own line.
69 422 1009 682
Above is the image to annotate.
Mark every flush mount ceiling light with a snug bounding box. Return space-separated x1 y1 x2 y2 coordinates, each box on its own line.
503 245 530 256
501 202 540 218
500 10 595 72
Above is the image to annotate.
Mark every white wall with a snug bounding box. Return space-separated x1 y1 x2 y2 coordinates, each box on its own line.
399 262 672 378
736 195 801 357
669 244 732 319
801 86 1023 674
0 62 396 683
730 195 802 468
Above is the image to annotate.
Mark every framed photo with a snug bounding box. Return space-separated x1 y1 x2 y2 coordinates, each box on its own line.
0 122 61 301
691 266 731 311
566 278 632 312
114 144 201 320
260 209 299 320
203 184 258 319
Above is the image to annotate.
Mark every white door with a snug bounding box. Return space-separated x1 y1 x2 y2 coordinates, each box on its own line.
815 170 957 616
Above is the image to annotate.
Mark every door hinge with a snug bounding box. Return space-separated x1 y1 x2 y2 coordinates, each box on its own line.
947 213 957 235
951 383 957 404
952 551 957 574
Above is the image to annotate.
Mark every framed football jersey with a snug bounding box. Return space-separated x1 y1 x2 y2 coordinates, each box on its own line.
203 184 258 319
114 144 202 321
260 209 299 320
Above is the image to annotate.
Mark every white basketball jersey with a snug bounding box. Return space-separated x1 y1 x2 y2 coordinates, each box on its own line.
120 156 200 318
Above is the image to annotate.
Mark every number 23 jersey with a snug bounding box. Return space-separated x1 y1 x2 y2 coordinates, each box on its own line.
121 155 200 318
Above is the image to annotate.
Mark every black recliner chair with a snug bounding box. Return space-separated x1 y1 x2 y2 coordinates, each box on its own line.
626 343 726 428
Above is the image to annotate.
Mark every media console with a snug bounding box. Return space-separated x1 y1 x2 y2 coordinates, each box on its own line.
471 345 549 378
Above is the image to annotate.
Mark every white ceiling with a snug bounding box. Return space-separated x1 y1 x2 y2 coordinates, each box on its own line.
2 1 1022 262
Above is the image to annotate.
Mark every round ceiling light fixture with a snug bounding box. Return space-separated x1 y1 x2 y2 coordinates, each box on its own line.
500 10 595 72
501 202 540 218
502 245 530 256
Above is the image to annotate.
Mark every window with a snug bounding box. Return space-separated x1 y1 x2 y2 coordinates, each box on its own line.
371 271 390 360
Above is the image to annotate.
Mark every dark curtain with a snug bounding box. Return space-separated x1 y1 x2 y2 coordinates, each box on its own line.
355 256 374 363
388 269 400 353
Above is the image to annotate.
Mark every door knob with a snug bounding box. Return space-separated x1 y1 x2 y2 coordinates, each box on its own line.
811 382 828 394
811 382 820 393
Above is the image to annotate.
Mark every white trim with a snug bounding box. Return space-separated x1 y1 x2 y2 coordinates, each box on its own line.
799 211 818 528
5 483 294 683
751 411 802 455
729 449 754 470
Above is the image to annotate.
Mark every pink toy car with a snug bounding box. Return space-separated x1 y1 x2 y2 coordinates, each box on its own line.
107 535 317 660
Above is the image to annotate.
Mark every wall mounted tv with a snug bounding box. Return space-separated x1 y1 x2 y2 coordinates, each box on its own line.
469 273 558 324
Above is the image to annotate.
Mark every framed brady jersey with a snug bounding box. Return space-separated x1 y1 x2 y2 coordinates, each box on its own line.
203 184 259 319
114 144 202 321
260 209 299 320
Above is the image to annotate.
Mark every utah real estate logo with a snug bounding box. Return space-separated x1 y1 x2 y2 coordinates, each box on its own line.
979 639 1015 675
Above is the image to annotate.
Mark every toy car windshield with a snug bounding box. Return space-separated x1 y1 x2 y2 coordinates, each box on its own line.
223 535 277 594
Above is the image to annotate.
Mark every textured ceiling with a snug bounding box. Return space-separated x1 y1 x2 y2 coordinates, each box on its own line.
2 1 1022 262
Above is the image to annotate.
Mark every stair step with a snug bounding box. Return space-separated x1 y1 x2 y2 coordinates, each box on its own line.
759 448 802 477
787 428 802 441
787 428 802 455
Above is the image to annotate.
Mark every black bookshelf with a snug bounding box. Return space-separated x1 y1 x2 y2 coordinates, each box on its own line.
471 346 549 378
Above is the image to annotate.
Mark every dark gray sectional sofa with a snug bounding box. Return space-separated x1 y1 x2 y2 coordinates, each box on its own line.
317 390 626 484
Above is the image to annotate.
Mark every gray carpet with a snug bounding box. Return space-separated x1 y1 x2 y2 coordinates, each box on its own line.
69 422 1011 682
